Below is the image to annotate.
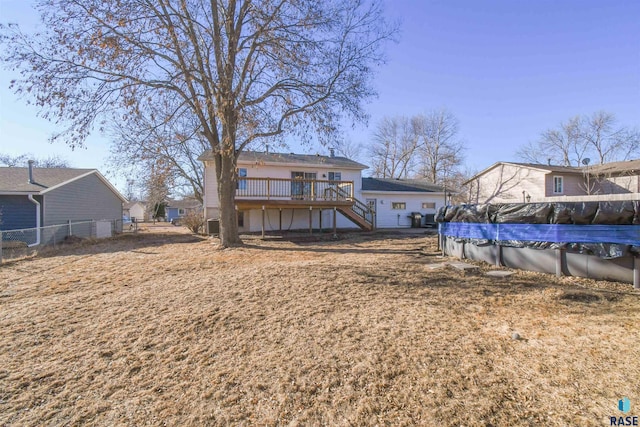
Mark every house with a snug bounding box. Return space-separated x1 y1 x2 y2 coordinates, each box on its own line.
0 162 126 237
198 150 374 232
588 159 640 194
165 198 202 223
198 150 452 232
464 160 640 204
361 178 447 228
123 201 147 222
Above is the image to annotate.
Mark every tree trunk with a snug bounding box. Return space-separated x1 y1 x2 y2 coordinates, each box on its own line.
216 151 242 247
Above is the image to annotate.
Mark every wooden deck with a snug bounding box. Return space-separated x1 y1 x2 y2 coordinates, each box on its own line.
234 199 354 209
233 177 375 231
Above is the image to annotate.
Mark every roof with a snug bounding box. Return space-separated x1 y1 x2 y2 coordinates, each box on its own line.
463 161 583 185
124 201 146 209
198 150 368 170
361 178 444 193
0 167 127 201
166 198 202 209
464 159 640 185
589 159 640 176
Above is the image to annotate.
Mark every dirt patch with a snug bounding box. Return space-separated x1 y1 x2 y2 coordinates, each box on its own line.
0 232 638 426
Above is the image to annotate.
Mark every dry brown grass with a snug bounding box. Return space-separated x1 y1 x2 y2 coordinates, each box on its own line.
1 231 638 426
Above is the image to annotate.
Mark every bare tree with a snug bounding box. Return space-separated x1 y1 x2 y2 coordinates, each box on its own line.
518 112 639 166
145 162 172 222
335 138 365 165
582 111 640 164
2 0 395 246
414 109 465 185
109 106 207 203
0 153 70 168
368 116 419 178
517 116 585 166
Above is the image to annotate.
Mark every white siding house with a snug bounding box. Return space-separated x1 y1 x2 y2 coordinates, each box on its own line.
199 150 372 232
361 178 446 228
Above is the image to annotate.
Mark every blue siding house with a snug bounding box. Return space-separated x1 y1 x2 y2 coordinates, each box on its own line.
0 163 126 238
166 198 202 223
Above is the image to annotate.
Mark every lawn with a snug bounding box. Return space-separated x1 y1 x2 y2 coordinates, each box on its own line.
1 230 638 426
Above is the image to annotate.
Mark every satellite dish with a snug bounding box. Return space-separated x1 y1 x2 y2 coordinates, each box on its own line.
582 158 591 165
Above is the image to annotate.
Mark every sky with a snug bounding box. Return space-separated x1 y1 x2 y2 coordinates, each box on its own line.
0 0 639 191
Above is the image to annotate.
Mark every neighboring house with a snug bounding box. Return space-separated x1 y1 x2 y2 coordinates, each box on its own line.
166 198 202 223
0 163 126 239
123 201 147 222
198 150 374 232
589 159 640 194
465 160 640 204
361 178 447 228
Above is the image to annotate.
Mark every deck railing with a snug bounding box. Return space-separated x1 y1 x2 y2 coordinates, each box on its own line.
236 177 355 201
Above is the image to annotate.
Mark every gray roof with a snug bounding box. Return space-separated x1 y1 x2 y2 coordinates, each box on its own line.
498 162 583 173
0 167 95 193
589 159 640 176
198 150 368 170
361 178 443 193
166 198 202 209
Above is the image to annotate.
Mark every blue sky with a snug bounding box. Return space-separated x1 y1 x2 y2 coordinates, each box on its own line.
1 0 639 190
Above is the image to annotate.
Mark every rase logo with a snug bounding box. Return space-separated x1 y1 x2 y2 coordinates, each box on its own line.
610 397 638 426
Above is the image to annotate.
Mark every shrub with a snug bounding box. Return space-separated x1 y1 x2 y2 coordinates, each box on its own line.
182 210 205 234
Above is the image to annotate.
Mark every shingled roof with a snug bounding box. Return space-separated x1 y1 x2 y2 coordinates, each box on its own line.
0 167 127 201
361 178 443 193
0 167 96 193
589 159 640 176
198 150 368 170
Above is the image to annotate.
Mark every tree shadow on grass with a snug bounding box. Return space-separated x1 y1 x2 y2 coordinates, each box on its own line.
1 232 205 266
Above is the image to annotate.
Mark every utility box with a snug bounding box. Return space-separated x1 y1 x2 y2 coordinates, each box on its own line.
409 212 423 228
207 219 220 235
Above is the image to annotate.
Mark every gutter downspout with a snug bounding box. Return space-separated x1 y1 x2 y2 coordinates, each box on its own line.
27 194 41 247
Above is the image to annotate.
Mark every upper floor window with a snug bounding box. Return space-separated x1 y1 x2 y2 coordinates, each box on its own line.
392 202 406 210
328 171 341 183
553 176 563 194
422 202 436 209
237 168 247 190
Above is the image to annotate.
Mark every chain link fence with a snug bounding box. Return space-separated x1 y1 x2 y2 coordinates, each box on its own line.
1 219 126 263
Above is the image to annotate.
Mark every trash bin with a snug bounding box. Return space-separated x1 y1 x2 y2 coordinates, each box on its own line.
207 219 220 235
409 212 423 228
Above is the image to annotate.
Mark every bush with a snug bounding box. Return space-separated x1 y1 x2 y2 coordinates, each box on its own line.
182 210 205 234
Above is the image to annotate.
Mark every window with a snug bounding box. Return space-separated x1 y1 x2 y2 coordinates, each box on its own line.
328 171 341 183
237 168 247 190
178 208 185 215
291 171 316 199
553 176 563 194
422 202 436 209
392 202 406 210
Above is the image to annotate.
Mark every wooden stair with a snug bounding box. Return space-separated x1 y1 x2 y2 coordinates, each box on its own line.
338 206 375 231
323 186 375 231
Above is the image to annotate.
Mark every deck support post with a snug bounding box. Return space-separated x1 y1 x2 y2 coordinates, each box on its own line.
319 209 323 233
309 206 313 235
333 207 337 238
261 206 265 239
634 255 640 289
279 209 282 231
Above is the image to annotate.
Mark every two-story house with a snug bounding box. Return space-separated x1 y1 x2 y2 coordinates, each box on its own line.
198 150 449 232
